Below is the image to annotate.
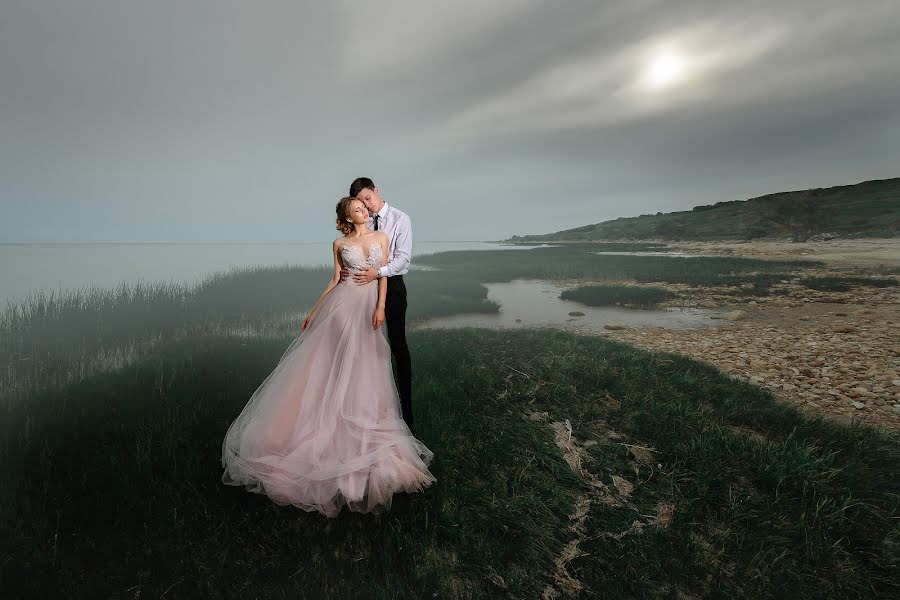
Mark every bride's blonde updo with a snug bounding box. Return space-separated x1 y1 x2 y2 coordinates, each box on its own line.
335 196 361 235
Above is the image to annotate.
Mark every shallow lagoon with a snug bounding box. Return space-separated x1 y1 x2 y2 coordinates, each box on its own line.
420 279 723 333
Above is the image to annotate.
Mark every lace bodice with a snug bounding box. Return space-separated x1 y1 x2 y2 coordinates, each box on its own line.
340 241 384 274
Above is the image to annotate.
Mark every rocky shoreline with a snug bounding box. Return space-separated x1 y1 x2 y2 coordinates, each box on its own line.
568 240 900 432
598 312 900 432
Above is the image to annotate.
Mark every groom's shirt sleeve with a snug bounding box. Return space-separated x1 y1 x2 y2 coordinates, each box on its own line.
378 214 412 278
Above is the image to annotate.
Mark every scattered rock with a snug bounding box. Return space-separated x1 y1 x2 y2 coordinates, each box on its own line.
605 392 621 410
602 315 900 431
487 574 508 591
568 311 585 317
610 475 634 499
723 310 747 321
604 324 626 330
651 503 676 527
851 401 866 410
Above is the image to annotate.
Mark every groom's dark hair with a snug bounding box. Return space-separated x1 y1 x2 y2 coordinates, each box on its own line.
349 177 375 198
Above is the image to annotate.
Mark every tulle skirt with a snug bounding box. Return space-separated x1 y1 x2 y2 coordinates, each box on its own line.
221 277 435 517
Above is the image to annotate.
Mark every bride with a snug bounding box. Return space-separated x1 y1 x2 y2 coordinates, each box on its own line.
221 196 436 517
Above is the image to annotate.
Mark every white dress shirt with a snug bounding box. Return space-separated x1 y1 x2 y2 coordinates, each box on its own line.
368 202 412 278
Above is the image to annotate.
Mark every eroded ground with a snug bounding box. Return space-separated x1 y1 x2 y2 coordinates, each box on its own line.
567 239 900 432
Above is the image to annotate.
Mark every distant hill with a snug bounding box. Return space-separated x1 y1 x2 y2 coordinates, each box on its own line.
507 177 900 243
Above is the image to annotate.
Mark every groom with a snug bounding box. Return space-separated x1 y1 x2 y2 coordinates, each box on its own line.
342 177 414 432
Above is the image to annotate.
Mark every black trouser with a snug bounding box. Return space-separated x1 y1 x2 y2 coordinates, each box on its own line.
385 275 413 430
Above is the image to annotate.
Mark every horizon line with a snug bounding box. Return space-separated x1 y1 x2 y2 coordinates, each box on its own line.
0 239 505 246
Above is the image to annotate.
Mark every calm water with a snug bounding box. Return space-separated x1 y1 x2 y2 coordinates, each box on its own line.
420 279 724 332
593 251 720 257
0 241 547 305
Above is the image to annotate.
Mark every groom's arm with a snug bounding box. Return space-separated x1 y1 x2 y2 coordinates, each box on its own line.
377 214 412 278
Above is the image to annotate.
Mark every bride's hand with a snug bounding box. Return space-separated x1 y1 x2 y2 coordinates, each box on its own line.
372 305 385 329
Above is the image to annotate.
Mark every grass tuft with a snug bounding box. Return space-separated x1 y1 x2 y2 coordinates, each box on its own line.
560 284 674 308
799 276 900 292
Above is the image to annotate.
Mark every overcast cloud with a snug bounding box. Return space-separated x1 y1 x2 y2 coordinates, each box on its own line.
2 0 899 242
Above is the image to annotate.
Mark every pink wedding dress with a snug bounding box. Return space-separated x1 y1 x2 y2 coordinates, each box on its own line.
221 240 435 517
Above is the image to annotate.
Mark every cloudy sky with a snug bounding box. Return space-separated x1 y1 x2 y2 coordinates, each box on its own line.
2 0 900 243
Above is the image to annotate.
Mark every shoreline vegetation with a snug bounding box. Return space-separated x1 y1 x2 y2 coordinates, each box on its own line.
2 241 899 598
559 284 674 308
0 265 499 395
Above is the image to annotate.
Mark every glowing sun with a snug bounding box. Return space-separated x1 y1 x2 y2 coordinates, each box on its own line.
643 52 688 90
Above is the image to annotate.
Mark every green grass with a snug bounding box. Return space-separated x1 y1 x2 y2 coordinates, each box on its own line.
405 270 498 322
0 266 498 395
2 329 897 598
560 284 674 308
0 332 578 598
0 265 329 391
799 276 900 292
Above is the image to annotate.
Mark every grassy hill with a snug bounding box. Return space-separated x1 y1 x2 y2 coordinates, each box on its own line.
508 177 900 242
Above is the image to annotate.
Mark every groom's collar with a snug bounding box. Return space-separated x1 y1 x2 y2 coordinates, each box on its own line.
374 202 389 217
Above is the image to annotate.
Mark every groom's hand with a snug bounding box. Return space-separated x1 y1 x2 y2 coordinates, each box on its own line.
339 266 350 281
353 267 378 285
